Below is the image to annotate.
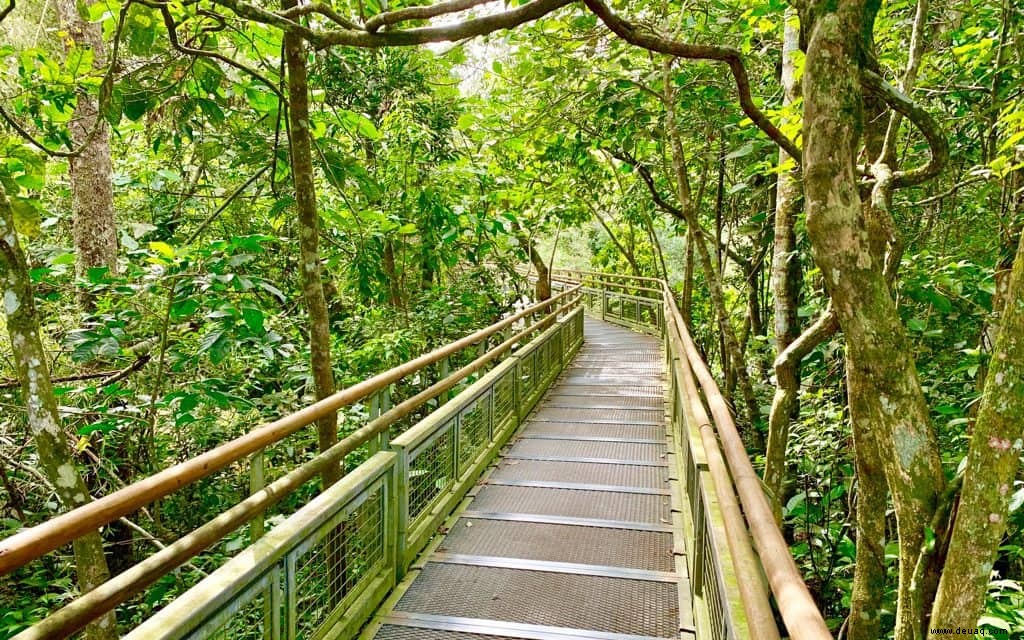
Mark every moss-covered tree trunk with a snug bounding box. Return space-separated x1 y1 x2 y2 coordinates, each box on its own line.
54 0 117 310
0 183 115 640
802 5 946 638
929 160 1024 632
282 6 340 488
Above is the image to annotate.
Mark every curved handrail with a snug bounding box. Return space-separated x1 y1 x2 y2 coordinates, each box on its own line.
554 268 832 640
0 285 580 576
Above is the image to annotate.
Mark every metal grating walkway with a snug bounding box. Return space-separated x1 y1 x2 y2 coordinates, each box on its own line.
368 318 694 640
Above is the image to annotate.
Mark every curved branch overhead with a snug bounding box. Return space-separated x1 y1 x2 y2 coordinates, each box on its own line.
861 70 949 189
364 0 498 33
581 0 803 163
209 0 575 48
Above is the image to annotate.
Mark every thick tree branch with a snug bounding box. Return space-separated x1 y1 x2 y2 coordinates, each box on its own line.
861 69 948 188
581 0 802 162
773 307 839 373
365 0 496 33
279 2 359 29
0 0 14 24
209 0 573 48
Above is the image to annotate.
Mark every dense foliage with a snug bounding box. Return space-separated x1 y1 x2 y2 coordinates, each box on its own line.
0 0 1022 637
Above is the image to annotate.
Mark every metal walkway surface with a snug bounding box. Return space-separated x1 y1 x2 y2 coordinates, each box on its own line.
368 318 694 640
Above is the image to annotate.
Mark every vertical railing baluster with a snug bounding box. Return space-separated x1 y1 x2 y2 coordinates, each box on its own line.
368 390 382 456
249 448 271 640
249 449 265 542
440 356 451 403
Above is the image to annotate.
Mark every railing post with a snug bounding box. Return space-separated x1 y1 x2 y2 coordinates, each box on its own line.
440 356 451 403
249 449 265 542
249 448 273 640
393 445 410 580
386 453 400 585
368 390 382 456
601 288 607 320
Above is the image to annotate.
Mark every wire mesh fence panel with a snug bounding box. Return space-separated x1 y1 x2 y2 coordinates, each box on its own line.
457 391 492 475
493 367 517 436
186 572 280 640
289 481 387 640
407 428 455 525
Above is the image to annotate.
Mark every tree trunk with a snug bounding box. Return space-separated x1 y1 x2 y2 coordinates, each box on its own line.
0 184 116 640
682 227 694 323
803 8 946 639
930 157 1024 633
54 0 117 310
516 226 551 302
282 6 340 489
764 8 804 515
663 61 762 441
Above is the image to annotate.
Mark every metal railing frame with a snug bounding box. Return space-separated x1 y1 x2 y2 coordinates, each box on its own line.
4 288 582 640
551 268 833 640
120 307 584 640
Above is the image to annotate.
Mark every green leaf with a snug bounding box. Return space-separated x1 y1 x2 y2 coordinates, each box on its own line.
198 329 231 364
725 143 754 161
10 197 41 237
193 59 225 94
149 241 175 258
241 307 265 333
336 109 381 141
979 616 1011 632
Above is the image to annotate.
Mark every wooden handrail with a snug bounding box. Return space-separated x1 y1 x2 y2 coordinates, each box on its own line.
13 295 583 640
0 285 581 576
550 267 664 284
555 269 832 639
665 278 833 640
665 305 780 640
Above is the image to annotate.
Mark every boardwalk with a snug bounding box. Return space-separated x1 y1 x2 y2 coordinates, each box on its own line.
367 318 693 640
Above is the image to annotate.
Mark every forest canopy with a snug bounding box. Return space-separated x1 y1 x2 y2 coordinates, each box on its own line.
0 0 1023 638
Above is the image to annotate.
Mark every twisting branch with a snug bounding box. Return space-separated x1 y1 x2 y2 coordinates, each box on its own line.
137 0 287 103
879 0 929 166
0 0 14 24
581 0 802 162
209 0 574 48
279 2 359 29
861 69 949 188
365 0 496 33
613 150 687 221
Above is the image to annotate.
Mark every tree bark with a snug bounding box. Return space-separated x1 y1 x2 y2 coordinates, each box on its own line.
930 159 1024 633
0 183 116 640
802 7 946 639
54 0 117 310
663 60 762 441
764 7 804 515
516 226 551 302
682 227 694 323
283 4 340 488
